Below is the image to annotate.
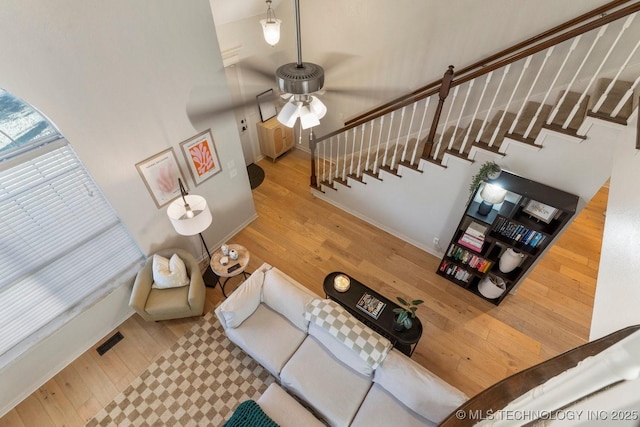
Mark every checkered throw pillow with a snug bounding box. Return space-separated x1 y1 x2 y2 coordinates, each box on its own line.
304 299 391 369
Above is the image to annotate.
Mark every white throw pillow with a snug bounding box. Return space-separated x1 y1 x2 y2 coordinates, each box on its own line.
218 268 266 328
151 254 189 289
262 269 315 332
373 349 467 423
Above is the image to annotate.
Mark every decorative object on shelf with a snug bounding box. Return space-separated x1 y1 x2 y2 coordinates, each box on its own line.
221 244 230 256
469 161 502 199
499 248 525 273
478 275 507 299
167 178 213 258
522 199 559 224
179 129 222 186
333 274 351 292
229 249 239 261
260 0 281 46
135 148 188 208
392 297 424 331
478 183 507 215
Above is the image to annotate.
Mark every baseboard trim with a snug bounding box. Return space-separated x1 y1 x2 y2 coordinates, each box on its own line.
310 188 441 258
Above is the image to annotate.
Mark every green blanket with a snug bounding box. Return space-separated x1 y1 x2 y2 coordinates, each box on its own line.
223 400 280 427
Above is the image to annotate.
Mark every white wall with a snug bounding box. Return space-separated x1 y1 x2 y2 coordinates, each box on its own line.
0 0 256 415
591 113 640 340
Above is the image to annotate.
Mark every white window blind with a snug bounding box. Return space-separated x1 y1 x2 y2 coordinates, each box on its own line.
0 139 143 362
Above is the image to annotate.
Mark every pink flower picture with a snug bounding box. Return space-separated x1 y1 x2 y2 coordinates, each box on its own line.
189 141 215 176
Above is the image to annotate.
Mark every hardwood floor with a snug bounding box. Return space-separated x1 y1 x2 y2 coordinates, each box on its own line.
0 149 607 426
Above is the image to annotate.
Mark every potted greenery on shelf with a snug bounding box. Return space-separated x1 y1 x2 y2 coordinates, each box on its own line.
469 161 502 199
392 297 424 331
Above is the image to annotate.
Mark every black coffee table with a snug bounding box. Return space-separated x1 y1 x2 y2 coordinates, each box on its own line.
323 272 422 357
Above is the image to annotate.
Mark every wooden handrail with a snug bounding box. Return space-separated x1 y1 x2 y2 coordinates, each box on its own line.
336 0 637 133
450 1 640 90
439 325 640 427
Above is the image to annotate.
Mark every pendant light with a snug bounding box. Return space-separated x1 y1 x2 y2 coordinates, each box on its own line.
260 0 281 46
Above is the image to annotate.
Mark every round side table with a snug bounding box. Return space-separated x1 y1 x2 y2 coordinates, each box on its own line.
210 244 250 298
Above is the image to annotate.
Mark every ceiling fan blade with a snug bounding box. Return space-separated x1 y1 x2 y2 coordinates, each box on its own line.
316 52 359 75
186 89 283 128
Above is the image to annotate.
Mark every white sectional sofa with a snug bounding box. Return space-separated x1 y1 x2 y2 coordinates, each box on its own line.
215 263 467 427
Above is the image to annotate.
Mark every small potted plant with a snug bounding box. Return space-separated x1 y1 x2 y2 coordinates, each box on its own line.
469 161 502 199
392 297 424 331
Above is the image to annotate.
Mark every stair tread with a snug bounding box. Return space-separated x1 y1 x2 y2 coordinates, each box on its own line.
549 91 588 131
588 78 634 121
477 111 517 149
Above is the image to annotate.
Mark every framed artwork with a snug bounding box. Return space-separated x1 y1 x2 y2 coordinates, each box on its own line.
522 199 558 223
256 89 277 122
135 148 187 208
179 129 222 186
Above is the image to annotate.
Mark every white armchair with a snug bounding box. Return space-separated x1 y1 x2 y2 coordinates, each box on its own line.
129 248 206 321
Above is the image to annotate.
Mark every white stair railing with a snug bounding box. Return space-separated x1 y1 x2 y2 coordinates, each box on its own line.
312 6 640 190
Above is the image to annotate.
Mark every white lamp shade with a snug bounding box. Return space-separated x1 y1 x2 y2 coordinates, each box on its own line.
480 183 507 205
277 96 327 130
260 18 281 46
277 101 300 127
167 194 212 236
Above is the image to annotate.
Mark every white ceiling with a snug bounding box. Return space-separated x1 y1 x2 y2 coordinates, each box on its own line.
209 0 284 27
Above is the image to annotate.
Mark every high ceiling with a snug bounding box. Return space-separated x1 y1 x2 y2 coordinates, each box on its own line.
209 0 284 27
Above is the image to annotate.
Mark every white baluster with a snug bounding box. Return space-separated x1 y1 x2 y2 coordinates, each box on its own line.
365 121 373 172
510 47 554 139
489 56 532 144
451 80 474 154
373 115 385 174
321 139 326 183
564 17 634 129
464 71 493 144
401 102 418 163
548 25 608 125
328 137 334 184
434 85 459 159
382 111 395 168
348 127 357 177
391 106 407 169
356 124 366 178
412 97 430 165
342 132 348 181
612 74 640 117
593 14 640 113
478 65 510 145
525 37 580 138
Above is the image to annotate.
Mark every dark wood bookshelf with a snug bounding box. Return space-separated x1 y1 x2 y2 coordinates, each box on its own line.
438 170 579 305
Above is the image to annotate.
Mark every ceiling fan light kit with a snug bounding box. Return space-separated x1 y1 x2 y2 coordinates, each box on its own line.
260 0 281 46
274 0 328 130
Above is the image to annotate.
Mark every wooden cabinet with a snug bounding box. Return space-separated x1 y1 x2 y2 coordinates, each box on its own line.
256 117 294 161
437 170 579 305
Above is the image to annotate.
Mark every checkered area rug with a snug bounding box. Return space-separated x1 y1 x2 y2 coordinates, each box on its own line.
87 311 275 426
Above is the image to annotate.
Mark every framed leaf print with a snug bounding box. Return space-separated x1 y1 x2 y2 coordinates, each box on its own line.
135 148 188 208
179 129 222 186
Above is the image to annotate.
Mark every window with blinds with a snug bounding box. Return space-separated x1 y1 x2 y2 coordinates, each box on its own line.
0 89 143 365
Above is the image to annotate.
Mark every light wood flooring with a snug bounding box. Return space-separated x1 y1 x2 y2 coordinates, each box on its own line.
0 149 608 426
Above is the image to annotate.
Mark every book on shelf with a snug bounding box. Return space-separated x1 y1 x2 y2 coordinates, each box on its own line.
356 292 386 319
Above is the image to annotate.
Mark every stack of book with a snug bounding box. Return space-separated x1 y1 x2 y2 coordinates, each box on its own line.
493 218 547 248
457 221 487 252
446 244 493 273
438 260 471 283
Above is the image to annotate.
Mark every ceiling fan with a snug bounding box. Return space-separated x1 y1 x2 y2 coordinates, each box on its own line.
273 0 327 129
187 0 378 131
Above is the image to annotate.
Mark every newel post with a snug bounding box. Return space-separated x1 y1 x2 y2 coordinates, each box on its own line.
421 65 455 159
309 129 318 188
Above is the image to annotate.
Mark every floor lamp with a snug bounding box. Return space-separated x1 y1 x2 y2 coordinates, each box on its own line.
167 179 218 288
